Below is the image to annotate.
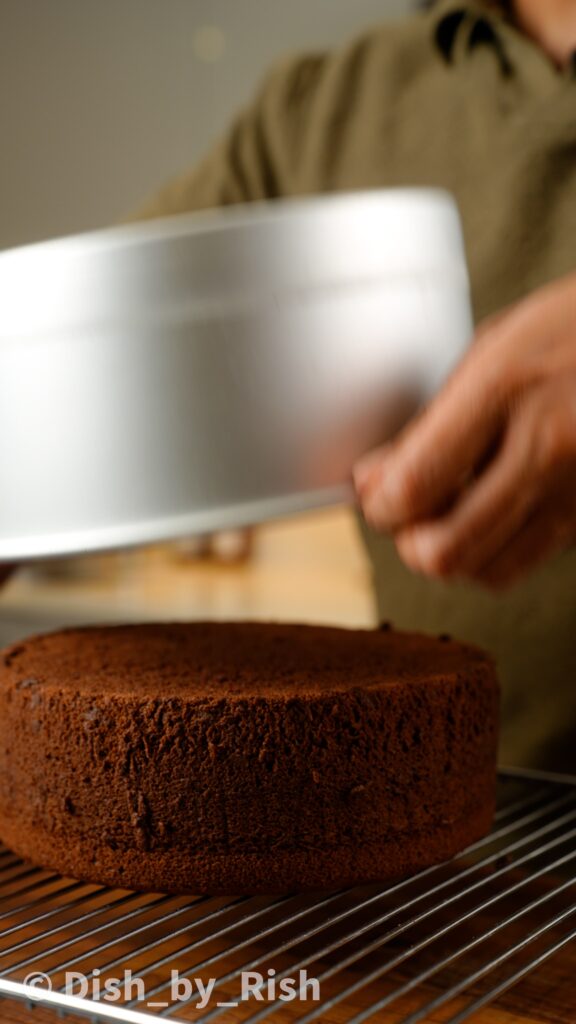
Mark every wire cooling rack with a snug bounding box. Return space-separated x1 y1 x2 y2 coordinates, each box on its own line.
0 767 575 1024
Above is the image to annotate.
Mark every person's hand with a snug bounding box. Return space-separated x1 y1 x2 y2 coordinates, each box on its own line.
354 271 576 590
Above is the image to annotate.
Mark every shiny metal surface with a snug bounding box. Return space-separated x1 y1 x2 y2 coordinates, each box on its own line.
0 190 472 561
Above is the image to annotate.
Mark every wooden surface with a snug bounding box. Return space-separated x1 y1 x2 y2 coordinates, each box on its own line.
0 995 573 1024
0 509 376 648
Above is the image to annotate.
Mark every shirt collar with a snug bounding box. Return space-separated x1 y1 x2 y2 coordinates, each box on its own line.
430 0 514 74
431 0 576 79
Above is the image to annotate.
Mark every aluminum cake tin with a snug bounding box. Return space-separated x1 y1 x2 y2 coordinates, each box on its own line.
0 189 473 561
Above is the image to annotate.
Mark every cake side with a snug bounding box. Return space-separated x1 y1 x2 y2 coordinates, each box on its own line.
0 622 499 894
0 802 494 895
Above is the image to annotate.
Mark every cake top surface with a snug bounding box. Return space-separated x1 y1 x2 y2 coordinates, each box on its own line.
0 622 494 700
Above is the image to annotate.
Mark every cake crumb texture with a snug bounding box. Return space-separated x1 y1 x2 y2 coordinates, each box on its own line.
0 622 499 894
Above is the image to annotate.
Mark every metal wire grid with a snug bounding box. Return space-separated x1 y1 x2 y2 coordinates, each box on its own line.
0 767 574 1024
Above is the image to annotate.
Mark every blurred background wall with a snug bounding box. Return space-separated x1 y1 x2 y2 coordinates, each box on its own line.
0 0 414 251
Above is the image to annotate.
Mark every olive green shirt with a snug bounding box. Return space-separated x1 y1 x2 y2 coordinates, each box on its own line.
136 0 576 770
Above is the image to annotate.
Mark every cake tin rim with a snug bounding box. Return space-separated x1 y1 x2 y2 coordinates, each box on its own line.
0 186 459 260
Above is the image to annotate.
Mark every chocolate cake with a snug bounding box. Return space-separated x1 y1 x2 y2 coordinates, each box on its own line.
0 622 499 894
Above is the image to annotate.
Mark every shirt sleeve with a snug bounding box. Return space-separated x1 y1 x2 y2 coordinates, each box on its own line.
127 53 327 221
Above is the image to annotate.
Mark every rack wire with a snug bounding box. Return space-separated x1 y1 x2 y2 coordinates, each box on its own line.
0 767 575 1024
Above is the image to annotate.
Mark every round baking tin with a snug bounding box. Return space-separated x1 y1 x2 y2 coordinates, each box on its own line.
0 189 472 561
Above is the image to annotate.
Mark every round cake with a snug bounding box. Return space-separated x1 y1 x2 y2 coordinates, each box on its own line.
0 622 499 894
